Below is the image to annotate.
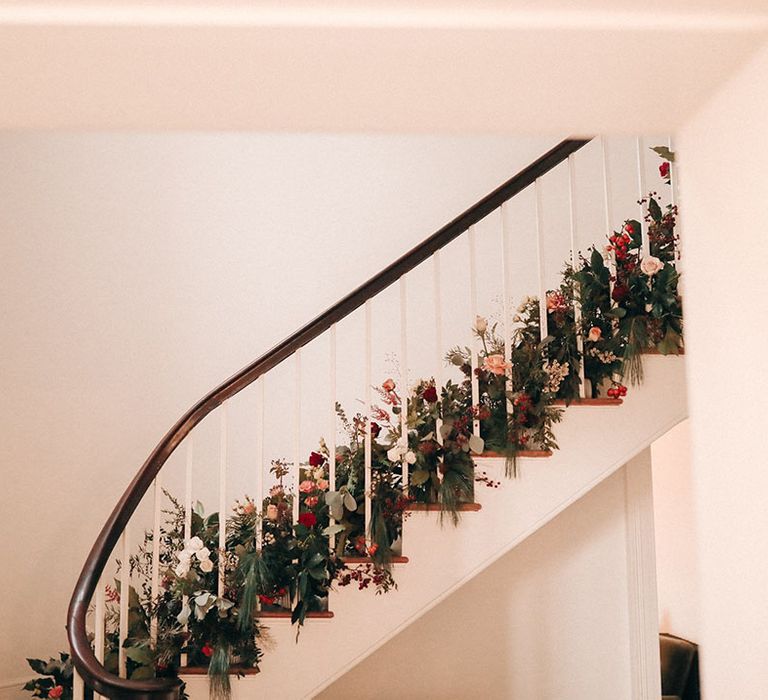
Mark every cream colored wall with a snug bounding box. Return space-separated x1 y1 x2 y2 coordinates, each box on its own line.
652 419 700 643
0 133 558 687
678 42 768 697
318 467 635 700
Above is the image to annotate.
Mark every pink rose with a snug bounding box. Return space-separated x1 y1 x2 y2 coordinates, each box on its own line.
382 378 396 392
316 478 329 491
299 480 316 493
587 327 602 342
266 504 278 521
640 255 664 276
482 354 511 376
305 496 319 507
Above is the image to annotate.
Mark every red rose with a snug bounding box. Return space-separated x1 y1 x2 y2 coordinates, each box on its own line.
419 441 437 455
49 687 64 699
611 284 629 303
309 451 325 467
659 161 670 178
422 385 438 403
298 512 317 528
201 643 214 658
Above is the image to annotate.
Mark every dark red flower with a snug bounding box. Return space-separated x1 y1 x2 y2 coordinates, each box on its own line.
298 512 317 528
309 451 325 467
258 594 275 605
201 643 214 658
659 161 670 178
419 440 437 455
370 422 381 438
612 284 629 303
422 385 438 403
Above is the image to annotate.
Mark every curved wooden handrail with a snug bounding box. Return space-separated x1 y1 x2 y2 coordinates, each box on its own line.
67 137 591 698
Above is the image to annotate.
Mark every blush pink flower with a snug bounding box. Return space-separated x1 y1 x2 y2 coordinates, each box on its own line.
304 496 319 508
587 327 602 342
640 256 664 276
266 504 278 521
298 480 316 494
482 354 511 376
316 478 329 491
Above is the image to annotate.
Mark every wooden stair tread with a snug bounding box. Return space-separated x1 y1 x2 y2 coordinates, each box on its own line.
479 450 552 458
258 610 334 619
551 398 623 406
180 665 260 676
406 502 482 512
341 556 409 564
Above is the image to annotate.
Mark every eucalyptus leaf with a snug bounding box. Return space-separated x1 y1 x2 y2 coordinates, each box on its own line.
650 145 675 162
411 469 430 486
322 523 346 536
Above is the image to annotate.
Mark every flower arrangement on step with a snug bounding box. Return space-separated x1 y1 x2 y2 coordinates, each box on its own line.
22 654 87 700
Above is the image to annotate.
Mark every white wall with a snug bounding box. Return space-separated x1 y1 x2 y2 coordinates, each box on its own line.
0 133 559 688
678 42 768 698
652 419 700 643
318 466 637 699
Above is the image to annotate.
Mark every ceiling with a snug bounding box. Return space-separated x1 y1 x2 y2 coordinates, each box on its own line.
0 1 766 131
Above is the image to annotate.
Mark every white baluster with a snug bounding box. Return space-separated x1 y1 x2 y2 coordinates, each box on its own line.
601 136 617 307
293 350 301 524
667 135 682 285
468 225 480 437
500 203 515 414
399 275 409 489
328 325 337 549
568 154 587 399
534 178 548 341
181 439 193 667
94 578 105 700
636 136 650 257
118 528 130 678
256 376 265 553
150 472 162 647
433 252 444 446
218 404 227 598
364 300 373 545
72 671 85 700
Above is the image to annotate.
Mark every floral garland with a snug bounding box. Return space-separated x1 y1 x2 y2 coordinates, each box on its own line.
27 147 680 700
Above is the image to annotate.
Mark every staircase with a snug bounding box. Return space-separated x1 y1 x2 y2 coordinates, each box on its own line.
67 136 684 700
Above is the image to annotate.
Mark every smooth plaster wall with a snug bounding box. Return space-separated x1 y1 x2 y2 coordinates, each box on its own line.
678 41 768 698
318 467 634 699
0 133 558 688
652 419 700 643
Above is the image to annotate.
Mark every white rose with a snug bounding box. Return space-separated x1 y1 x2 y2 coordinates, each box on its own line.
178 549 192 562
199 558 214 573
387 446 401 462
313 468 324 480
475 315 488 334
187 536 204 551
405 451 417 465
640 256 664 276
174 560 190 577
196 547 210 561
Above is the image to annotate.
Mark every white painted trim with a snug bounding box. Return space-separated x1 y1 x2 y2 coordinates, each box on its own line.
305 405 687 698
624 448 663 699
0 6 764 31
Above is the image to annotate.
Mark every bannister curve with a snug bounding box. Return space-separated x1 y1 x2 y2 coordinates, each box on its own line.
67 137 592 699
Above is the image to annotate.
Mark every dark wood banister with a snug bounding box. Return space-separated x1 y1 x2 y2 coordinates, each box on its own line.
67 137 592 699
